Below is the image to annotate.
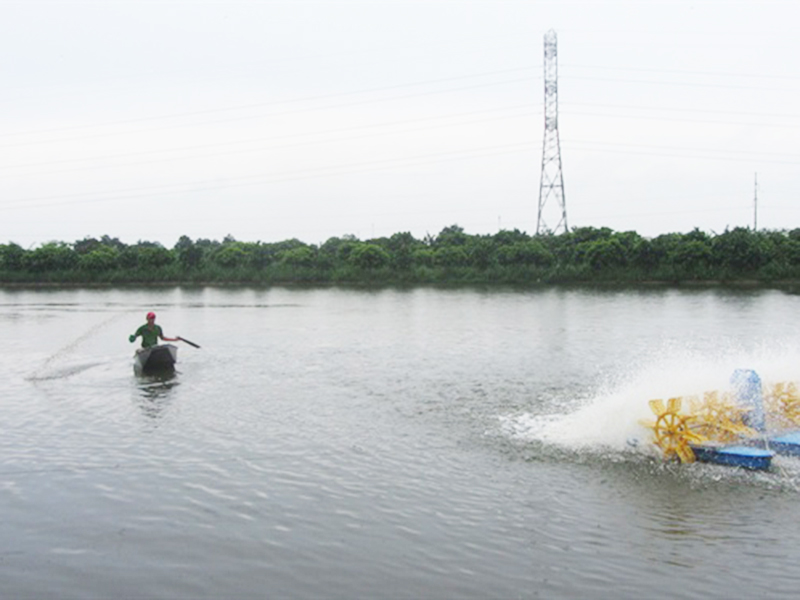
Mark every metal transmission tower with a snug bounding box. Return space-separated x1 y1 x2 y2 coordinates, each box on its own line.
537 29 568 235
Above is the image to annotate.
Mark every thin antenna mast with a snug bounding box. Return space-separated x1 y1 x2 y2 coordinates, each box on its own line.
537 29 568 235
753 172 758 230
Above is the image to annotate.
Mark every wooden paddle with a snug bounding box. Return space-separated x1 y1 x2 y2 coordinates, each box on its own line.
177 336 201 349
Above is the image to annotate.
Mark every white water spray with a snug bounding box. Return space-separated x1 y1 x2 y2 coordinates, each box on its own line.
502 344 800 456
28 311 129 381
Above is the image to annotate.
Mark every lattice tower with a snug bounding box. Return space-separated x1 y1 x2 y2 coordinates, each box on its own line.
537 29 568 235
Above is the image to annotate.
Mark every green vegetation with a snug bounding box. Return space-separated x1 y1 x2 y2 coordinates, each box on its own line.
3 226 800 286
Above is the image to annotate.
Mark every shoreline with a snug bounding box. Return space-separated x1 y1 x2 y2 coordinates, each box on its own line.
2 278 799 290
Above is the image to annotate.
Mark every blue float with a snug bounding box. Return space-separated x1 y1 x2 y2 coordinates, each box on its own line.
759 431 800 457
690 444 774 471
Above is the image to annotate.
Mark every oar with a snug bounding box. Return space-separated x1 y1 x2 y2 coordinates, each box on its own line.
177 336 201 349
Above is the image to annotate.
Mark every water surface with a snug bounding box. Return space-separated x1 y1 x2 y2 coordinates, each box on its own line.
2 286 800 599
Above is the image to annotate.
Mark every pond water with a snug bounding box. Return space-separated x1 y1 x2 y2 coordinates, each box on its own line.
3 285 800 599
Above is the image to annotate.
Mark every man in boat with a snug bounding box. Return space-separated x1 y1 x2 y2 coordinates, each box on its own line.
129 312 180 348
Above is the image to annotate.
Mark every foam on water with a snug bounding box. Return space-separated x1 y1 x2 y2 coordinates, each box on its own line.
502 342 800 458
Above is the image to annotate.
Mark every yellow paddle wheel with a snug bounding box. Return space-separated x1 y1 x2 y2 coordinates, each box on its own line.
764 382 800 430
641 397 706 464
639 374 800 470
688 391 755 443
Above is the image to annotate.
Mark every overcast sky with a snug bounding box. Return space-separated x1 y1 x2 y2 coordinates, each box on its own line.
2 0 799 248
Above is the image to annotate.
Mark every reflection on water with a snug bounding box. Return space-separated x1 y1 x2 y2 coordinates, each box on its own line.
134 370 179 420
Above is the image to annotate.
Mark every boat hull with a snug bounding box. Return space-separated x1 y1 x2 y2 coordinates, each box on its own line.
134 344 178 373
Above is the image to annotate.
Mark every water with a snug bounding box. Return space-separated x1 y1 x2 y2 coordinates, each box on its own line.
3 285 800 599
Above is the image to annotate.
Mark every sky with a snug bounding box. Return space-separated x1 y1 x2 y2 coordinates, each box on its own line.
2 0 800 249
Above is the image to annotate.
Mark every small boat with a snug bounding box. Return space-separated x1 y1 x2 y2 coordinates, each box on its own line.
134 344 178 373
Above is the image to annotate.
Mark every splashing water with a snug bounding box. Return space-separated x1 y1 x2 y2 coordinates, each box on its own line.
27 361 108 382
502 344 800 458
27 311 129 382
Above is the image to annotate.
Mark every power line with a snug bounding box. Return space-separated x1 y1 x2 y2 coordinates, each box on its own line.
564 140 800 165
0 66 539 142
0 141 538 211
562 63 800 83
2 105 539 174
8 60 797 151
0 75 537 151
564 101 800 122
564 109 800 130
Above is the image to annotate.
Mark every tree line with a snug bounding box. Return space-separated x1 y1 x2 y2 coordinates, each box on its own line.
2 225 800 285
